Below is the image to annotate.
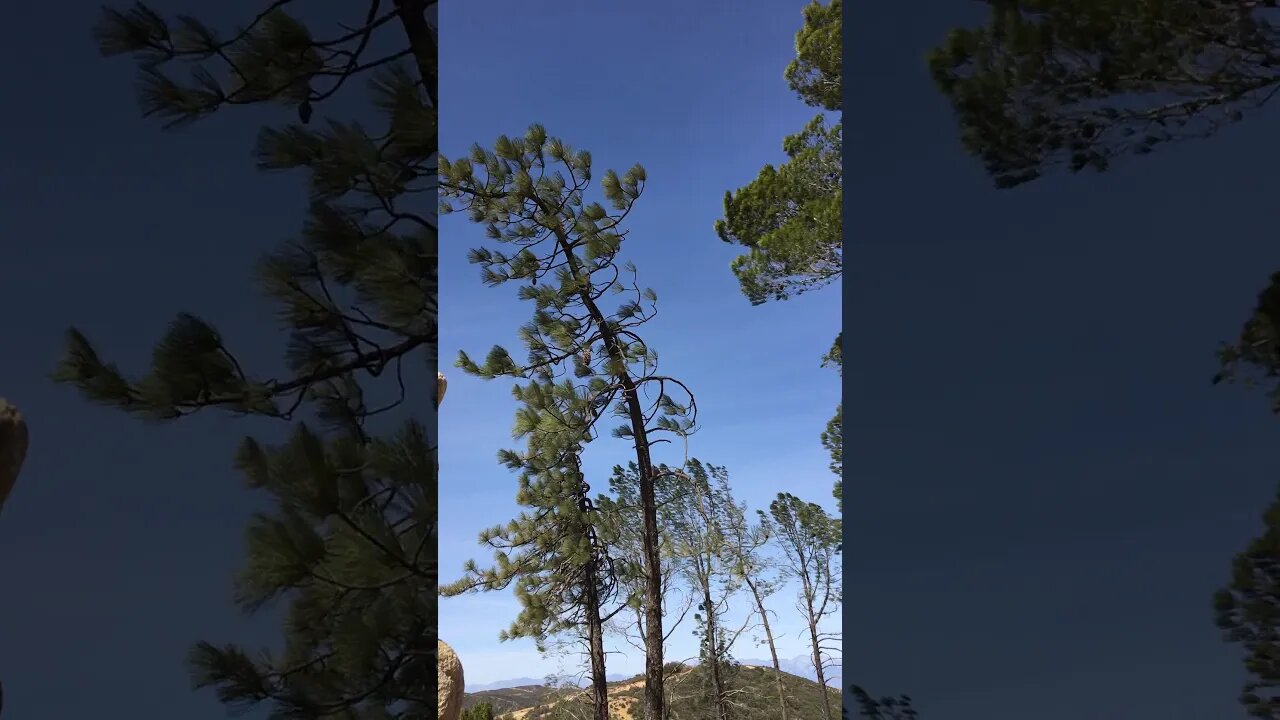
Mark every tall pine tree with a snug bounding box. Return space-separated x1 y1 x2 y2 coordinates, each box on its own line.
53 2 438 716
440 125 697 720
767 493 841 720
723 480 790 720
665 460 743 720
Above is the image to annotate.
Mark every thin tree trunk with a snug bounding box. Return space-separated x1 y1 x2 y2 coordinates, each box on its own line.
701 580 729 720
806 615 831 720
742 576 787 720
547 221 665 720
799 569 832 720
584 559 610 720
394 0 438 108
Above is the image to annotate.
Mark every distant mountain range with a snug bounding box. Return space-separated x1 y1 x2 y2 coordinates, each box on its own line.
467 674 631 692
738 654 842 687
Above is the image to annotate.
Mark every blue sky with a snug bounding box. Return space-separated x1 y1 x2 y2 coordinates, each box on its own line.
437 0 842 688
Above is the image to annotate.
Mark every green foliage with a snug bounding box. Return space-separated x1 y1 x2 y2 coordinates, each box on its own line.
54 2 437 716
93 1 437 128
821 333 843 514
440 125 693 446
929 0 1276 188
441 126 698 719
462 701 496 720
786 0 843 112
717 0 842 306
717 5 843 563
1214 479 1280 719
716 115 843 306
665 460 744 720
438 431 615 651
766 493 841 720
594 462 682 632
719 474 791 718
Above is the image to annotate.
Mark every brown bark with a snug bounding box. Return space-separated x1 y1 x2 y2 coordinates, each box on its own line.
394 0 438 108
798 564 833 720
807 616 832 720
700 580 729 720
583 559 610 720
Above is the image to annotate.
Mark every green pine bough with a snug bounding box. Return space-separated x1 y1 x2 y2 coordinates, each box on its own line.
50 2 438 716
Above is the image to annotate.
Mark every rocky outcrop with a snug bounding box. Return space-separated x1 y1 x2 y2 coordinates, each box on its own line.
438 640 464 720
0 398 28 516
435 378 462 720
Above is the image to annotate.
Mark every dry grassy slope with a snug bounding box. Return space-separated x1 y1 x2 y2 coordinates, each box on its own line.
462 664 841 720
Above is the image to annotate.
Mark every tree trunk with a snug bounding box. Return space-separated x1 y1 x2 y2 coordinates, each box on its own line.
584 560 610 720
802 588 832 720
548 224 665 720
743 576 787 720
806 615 831 720
701 580 729 720
394 0 438 108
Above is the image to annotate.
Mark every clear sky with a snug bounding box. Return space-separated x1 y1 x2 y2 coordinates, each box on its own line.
850 4 1280 719
437 0 843 689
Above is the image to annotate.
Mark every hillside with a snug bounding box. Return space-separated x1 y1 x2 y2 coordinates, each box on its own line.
461 663 840 720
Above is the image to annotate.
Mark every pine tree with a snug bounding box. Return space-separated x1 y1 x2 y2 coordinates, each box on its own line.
716 0 842 306
766 493 841 720
665 460 743 720
722 482 790 720
52 3 437 716
595 463 688 664
439 125 697 720
439 403 619 719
